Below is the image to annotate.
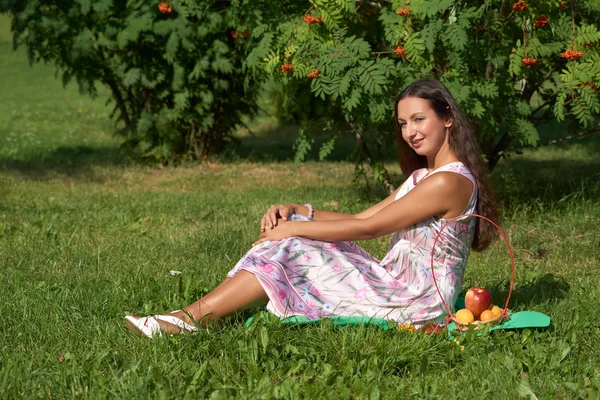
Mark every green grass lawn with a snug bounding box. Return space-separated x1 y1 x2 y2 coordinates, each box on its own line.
1 13 600 399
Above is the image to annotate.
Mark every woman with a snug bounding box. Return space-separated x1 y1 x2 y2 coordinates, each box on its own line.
125 79 499 337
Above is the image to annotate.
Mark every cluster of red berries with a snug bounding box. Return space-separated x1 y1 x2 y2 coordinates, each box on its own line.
560 49 583 60
307 70 320 79
559 1 565 7
582 42 595 49
522 57 539 67
512 1 528 11
394 46 406 56
281 64 294 73
396 8 410 16
230 30 250 39
303 15 323 25
158 2 172 14
578 82 600 92
533 16 549 27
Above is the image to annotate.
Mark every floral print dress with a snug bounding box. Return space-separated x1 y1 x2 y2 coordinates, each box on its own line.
227 162 478 327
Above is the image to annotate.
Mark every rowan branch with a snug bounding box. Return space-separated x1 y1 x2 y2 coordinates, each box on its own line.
497 126 600 156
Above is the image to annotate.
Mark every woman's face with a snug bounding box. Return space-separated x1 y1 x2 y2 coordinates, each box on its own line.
396 97 453 157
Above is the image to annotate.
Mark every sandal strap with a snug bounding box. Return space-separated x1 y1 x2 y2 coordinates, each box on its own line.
155 315 198 332
126 316 162 338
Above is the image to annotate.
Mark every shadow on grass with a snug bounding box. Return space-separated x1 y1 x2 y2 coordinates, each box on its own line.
223 124 398 163
0 145 128 181
491 273 571 309
492 134 600 206
2 122 598 203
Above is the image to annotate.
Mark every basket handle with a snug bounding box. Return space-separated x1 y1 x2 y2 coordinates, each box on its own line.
430 214 515 323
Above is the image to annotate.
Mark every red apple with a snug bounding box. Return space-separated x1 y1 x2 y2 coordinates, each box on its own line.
465 287 493 318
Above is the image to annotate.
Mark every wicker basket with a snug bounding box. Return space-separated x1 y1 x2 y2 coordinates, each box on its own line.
430 214 515 331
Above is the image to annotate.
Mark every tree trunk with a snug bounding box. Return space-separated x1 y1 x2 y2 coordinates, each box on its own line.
95 46 131 128
486 78 540 171
105 79 131 127
486 131 512 171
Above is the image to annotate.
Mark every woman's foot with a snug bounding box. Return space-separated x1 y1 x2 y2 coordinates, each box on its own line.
124 312 198 338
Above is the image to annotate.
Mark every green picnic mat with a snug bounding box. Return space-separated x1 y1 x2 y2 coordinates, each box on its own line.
447 310 551 332
246 298 551 333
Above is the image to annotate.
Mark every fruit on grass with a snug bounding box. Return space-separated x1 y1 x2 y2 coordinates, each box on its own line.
398 323 416 333
491 305 502 317
480 310 496 322
421 323 443 334
455 308 474 324
465 287 493 318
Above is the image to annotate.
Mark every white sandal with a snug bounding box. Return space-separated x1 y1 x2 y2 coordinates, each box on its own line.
125 312 198 338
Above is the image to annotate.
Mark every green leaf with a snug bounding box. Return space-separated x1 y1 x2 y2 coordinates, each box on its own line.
77 0 92 15
421 20 443 53
92 0 113 13
509 47 525 77
444 23 468 51
511 118 539 146
174 91 189 112
123 68 141 87
405 33 426 63
166 32 180 62
318 137 336 160
293 128 314 164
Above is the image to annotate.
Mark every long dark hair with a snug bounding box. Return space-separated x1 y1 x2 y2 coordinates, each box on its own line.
393 79 499 251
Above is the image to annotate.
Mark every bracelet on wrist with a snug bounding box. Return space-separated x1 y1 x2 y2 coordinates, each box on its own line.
303 203 314 219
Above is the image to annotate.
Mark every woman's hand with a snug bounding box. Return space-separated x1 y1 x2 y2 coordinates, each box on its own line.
253 222 296 246
260 204 295 232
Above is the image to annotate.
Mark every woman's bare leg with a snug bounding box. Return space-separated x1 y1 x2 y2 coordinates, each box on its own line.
157 270 269 334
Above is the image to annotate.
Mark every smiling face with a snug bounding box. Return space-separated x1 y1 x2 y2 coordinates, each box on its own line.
396 96 454 159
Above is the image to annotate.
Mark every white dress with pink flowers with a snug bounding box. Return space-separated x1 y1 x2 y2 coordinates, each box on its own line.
227 162 477 327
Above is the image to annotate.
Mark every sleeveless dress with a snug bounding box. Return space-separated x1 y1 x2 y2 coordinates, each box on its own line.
227 162 478 327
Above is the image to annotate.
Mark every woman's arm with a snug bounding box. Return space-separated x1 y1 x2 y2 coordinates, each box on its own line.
293 185 402 221
254 173 473 245
262 185 403 231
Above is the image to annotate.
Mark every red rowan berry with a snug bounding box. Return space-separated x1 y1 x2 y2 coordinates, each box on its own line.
307 69 320 79
396 8 410 16
394 46 406 56
533 16 549 27
576 82 599 91
303 15 323 25
582 42 594 49
158 2 172 14
522 57 539 67
560 49 583 60
281 63 294 73
230 30 239 39
512 1 528 11
586 82 600 91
